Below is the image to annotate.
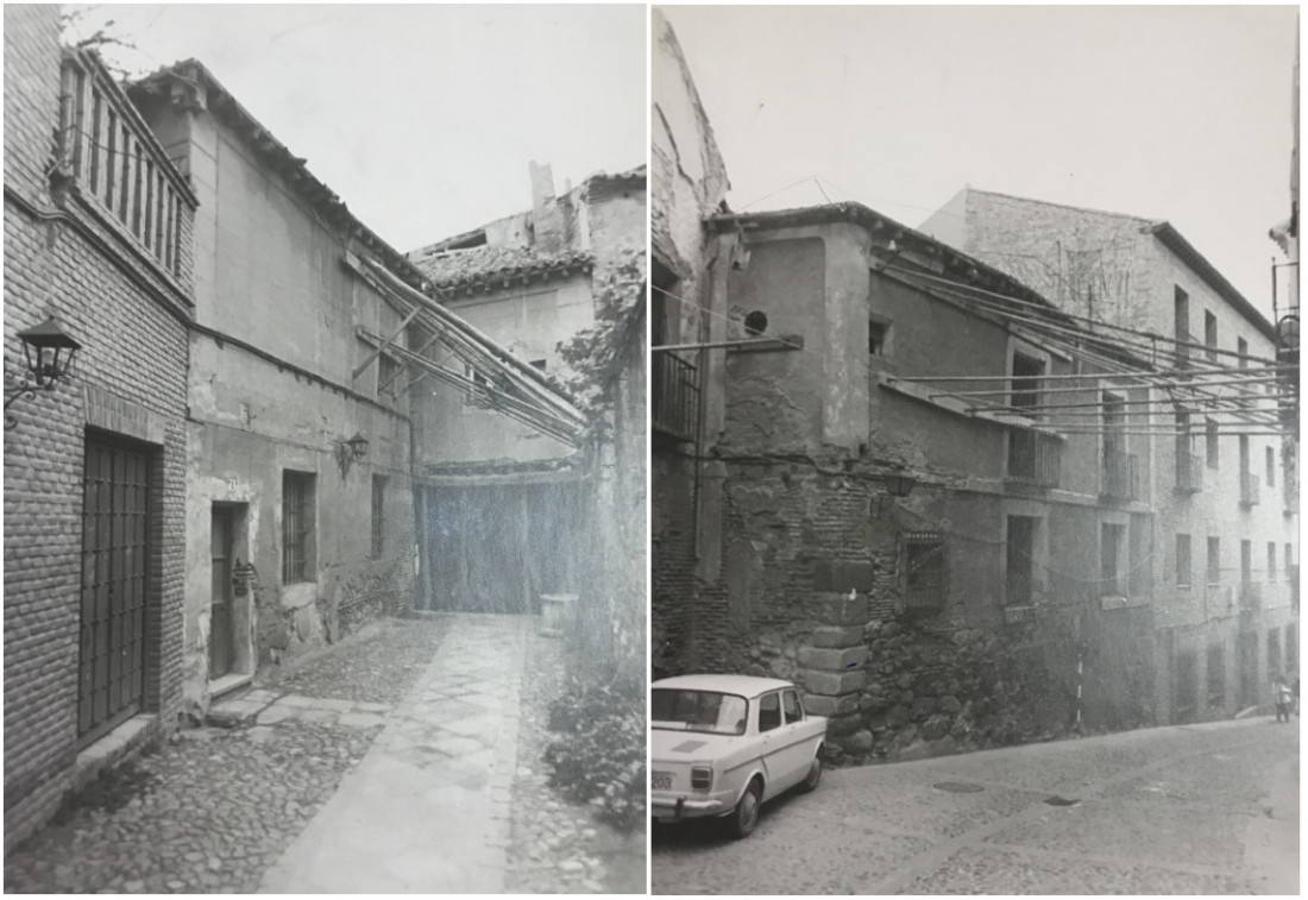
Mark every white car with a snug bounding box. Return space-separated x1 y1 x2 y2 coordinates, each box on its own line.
651 674 828 838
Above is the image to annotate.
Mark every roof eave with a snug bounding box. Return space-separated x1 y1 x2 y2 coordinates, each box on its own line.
709 201 1054 310
1146 222 1277 340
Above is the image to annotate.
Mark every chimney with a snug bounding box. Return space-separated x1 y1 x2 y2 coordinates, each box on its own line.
529 160 564 252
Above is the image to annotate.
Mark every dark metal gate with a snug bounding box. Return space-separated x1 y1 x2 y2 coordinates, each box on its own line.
79 433 150 743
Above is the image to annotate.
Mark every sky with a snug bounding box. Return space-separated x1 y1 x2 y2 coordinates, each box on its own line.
69 4 645 253
662 5 1298 320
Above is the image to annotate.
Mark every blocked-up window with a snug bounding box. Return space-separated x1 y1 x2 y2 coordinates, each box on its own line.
1267 446 1276 486
1206 537 1221 586
1176 534 1192 587
1006 516 1037 606
903 531 946 612
1206 420 1219 468
378 353 401 400
1268 542 1277 583
282 471 316 583
1101 523 1125 596
1204 310 1218 362
371 475 386 559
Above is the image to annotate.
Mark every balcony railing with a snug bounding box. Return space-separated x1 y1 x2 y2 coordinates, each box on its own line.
1175 451 1203 494
652 351 700 443
1102 449 1139 500
1007 431 1061 488
58 48 196 280
1239 471 1261 507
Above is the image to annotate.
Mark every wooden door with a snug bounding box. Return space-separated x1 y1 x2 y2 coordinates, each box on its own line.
79 434 150 743
209 506 234 678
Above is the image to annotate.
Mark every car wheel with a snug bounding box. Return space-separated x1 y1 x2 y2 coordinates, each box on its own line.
798 754 822 793
729 780 762 839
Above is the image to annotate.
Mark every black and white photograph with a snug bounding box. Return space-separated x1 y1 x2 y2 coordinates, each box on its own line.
650 5 1299 894
3 4 645 893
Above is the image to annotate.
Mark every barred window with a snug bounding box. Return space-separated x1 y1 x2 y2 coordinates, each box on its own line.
371 474 386 559
903 531 946 612
282 471 316 583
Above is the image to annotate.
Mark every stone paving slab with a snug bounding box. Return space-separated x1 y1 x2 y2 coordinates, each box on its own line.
258 613 528 893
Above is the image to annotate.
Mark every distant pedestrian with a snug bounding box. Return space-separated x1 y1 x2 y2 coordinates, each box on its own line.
1273 675 1293 723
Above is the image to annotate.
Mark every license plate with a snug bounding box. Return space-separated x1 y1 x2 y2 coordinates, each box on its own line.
651 771 672 791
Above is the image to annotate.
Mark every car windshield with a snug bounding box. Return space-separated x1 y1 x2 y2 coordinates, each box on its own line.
652 689 748 735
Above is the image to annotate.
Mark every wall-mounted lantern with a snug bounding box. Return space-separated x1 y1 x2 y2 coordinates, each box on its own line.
334 430 370 479
5 316 82 429
345 431 369 461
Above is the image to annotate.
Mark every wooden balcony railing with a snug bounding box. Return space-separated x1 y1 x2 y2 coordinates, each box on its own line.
652 351 699 443
58 48 196 281
1102 449 1139 500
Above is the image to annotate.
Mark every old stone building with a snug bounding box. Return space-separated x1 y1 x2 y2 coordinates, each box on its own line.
4 7 197 849
405 164 645 618
923 189 1300 726
650 7 733 676
671 199 1175 762
126 62 424 719
650 11 1297 764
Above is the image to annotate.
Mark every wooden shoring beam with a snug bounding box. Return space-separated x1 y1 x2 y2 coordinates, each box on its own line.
354 253 587 428
352 304 422 381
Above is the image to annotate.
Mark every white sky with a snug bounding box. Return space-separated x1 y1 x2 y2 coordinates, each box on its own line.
73 4 645 253
662 5 1298 319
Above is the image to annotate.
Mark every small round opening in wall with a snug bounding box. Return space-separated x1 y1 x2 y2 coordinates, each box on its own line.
744 311 768 336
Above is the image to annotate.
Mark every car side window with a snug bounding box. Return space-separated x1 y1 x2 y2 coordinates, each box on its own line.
758 692 781 733
782 689 802 724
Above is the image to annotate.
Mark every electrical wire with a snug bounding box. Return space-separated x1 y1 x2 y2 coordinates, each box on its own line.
653 283 806 353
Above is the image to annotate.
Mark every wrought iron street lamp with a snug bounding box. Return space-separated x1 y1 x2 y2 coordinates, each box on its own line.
333 431 370 479
5 316 82 428
345 432 369 460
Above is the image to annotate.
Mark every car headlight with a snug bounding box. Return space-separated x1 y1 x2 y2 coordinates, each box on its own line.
690 766 713 791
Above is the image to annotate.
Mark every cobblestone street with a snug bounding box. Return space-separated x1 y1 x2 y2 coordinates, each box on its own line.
2 617 447 893
653 717 1299 895
4 612 643 893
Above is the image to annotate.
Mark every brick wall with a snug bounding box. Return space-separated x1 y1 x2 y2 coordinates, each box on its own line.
4 7 193 851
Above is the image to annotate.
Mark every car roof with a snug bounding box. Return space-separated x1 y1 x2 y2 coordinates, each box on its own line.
653 674 795 698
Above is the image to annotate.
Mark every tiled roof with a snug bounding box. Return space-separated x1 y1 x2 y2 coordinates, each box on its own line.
408 245 593 296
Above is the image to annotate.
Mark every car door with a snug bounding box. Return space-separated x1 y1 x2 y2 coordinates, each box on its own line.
779 688 814 786
755 690 785 798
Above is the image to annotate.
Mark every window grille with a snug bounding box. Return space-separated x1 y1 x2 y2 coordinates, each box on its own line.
903 531 946 611
282 471 315 583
